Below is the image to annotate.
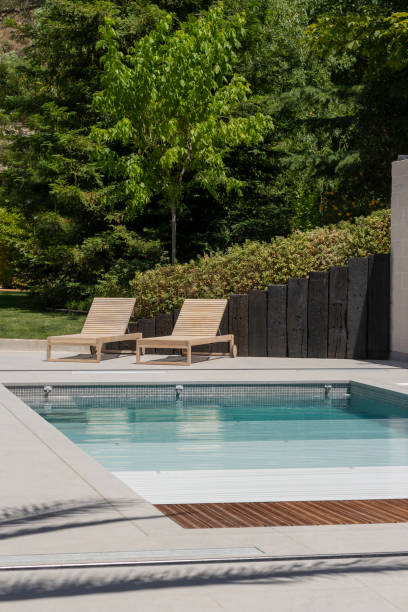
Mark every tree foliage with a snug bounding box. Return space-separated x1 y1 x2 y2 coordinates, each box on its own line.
302 4 408 221
0 0 403 303
92 6 271 262
0 0 167 302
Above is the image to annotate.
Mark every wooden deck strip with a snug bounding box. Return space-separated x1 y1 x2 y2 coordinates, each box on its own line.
326 500 392 524
298 500 371 524
378 499 408 521
255 502 296 526
368 499 408 522
155 499 408 529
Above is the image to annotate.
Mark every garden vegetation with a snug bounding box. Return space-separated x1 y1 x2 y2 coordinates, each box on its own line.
130 209 390 318
0 0 405 306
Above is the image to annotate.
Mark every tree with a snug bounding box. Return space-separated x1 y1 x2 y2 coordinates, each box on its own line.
307 11 408 72
303 7 408 222
219 0 335 234
0 207 28 287
0 0 167 302
2 0 404 303
92 4 271 263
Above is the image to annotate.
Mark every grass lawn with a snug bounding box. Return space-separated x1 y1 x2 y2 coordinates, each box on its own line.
0 291 86 339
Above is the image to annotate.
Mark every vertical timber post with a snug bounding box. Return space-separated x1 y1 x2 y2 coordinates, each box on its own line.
248 290 267 357
308 271 329 358
267 285 287 357
347 257 369 359
287 278 308 358
228 294 249 356
155 313 173 355
328 266 348 358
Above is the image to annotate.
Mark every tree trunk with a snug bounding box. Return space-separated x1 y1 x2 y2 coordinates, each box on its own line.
171 202 177 264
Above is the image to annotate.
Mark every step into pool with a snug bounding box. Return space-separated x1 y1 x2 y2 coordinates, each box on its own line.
9 383 408 503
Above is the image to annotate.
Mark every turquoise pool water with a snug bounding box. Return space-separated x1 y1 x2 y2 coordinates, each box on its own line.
19 384 408 472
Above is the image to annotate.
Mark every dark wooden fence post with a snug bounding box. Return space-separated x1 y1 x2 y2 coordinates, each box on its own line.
137 318 155 354
287 278 308 357
103 320 139 353
123 320 139 352
173 308 180 329
328 266 348 358
347 257 369 358
267 285 287 357
155 313 173 354
367 253 390 359
228 294 249 356
308 271 329 358
248 290 267 356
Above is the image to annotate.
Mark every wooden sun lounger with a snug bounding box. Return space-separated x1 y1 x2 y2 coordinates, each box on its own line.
136 298 237 366
46 297 141 363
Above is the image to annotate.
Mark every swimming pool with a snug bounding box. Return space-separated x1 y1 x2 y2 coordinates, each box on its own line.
10 383 408 503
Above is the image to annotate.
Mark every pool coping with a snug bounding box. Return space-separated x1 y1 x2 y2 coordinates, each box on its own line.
0 383 181 537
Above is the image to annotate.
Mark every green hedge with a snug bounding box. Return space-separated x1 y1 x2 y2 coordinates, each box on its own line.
130 210 390 318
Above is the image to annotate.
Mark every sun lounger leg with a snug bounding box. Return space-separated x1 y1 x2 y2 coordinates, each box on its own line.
46 341 51 361
136 343 141 364
186 345 192 366
96 341 102 363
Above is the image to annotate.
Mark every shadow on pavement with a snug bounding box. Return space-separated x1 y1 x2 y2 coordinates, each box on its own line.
0 499 164 540
1 556 408 600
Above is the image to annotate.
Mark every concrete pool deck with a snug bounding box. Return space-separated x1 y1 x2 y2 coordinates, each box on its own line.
2 352 408 610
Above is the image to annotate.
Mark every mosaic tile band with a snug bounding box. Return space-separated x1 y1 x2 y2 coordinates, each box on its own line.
8 382 350 404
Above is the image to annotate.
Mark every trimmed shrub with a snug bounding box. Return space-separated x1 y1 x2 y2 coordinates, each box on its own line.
130 210 390 318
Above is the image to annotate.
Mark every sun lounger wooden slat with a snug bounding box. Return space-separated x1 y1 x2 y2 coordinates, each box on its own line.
136 299 237 366
47 298 141 363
